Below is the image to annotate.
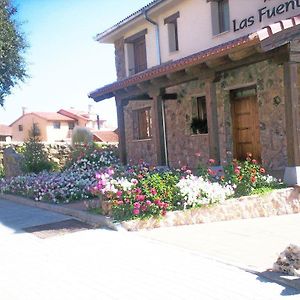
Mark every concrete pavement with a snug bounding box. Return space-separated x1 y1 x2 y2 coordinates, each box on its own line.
0 198 300 299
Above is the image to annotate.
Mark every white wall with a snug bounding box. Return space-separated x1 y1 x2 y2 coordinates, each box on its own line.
119 0 300 72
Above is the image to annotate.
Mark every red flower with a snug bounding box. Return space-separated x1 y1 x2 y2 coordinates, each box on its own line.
150 188 157 195
250 176 256 183
252 159 258 164
136 195 145 202
137 174 143 179
133 208 140 215
208 158 215 164
208 168 216 176
260 167 266 174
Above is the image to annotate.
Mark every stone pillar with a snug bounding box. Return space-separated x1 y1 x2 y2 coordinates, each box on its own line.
150 88 167 166
205 79 220 164
115 98 128 165
283 60 300 185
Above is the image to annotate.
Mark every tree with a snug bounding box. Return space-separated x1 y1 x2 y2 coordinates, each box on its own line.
0 0 27 106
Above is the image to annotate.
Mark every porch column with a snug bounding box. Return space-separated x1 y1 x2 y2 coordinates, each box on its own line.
115 97 128 165
283 54 300 185
205 79 220 164
150 88 167 166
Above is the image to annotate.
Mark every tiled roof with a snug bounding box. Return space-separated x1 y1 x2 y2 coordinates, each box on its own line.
90 14 300 102
58 109 90 121
32 112 74 121
96 0 166 42
92 130 119 143
0 124 12 136
89 34 259 101
255 14 300 41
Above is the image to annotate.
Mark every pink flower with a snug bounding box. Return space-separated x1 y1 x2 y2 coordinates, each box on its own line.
133 209 140 215
135 188 142 194
150 188 157 195
116 190 122 197
137 174 143 179
141 205 147 212
117 200 124 206
133 202 141 209
208 168 216 176
195 152 201 157
136 194 145 202
208 158 215 164
234 168 240 175
146 200 152 206
96 173 101 179
131 179 138 185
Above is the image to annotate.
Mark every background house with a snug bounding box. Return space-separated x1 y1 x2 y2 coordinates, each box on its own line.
89 0 300 184
9 107 118 143
0 125 12 142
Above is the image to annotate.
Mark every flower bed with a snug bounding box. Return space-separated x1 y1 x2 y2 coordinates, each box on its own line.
120 187 300 231
0 145 119 203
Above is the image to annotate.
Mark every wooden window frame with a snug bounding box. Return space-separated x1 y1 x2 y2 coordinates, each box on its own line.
125 29 148 75
18 124 23 132
164 12 180 52
210 0 230 35
134 107 152 140
191 96 208 135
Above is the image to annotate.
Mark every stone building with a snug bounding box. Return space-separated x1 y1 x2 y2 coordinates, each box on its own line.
89 0 300 184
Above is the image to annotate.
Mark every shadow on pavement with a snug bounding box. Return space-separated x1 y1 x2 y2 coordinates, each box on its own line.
256 271 300 296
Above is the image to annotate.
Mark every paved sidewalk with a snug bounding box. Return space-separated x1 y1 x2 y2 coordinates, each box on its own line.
1 198 299 299
137 213 300 289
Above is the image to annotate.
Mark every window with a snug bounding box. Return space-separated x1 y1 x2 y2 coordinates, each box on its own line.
134 108 152 140
191 96 208 134
164 12 180 52
125 29 148 75
68 122 75 130
32 123 40 136
18 125 23 132
211 0 230 35
53 121 61 129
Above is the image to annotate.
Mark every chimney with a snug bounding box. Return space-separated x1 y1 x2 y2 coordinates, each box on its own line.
22 107 27 115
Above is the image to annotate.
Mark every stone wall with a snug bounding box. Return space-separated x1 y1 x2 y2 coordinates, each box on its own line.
0 142 72 172
165 81 209 169
121 187 300 231
114 38 126 80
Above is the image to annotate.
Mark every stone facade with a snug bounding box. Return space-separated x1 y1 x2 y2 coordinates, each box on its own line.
121 187 300 231
114 38 126 80
124 58 287 171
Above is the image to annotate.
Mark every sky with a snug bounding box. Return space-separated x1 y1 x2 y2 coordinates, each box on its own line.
0 0 150 126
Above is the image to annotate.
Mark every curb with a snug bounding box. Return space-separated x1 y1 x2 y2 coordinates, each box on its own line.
0 193 118 231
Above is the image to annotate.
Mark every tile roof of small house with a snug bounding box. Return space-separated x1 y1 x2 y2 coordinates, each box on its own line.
89 14 300 102
92 130 119 143
32 112 74 121
0 124 12 136
58 109 90 121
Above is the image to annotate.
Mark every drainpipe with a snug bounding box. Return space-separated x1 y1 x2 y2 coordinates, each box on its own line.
143 9 161 65
143 10 168 166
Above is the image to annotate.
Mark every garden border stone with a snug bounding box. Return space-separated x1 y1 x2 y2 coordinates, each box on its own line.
120 187 300 231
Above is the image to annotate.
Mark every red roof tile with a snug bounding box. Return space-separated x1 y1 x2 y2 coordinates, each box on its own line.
92 130 119 143
0 124 12 136
32 112 74 121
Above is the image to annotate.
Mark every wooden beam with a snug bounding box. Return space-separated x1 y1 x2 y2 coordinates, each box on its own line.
162 93 177 100
151 89 167 166
115 98 127 165
205 79 220 164
185 64 207 76
228 47 258 61
284 61 300 166
166 70 186 81
206 56 231 68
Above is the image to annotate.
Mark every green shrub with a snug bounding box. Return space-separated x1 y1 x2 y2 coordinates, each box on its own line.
0 163 4 178
71 127 93 147
21 136 57 174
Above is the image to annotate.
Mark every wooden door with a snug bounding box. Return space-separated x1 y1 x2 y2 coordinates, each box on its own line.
231 95 261 161
134 36 147 73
